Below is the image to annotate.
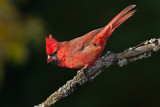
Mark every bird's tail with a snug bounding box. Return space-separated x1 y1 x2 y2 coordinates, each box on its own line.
100 5 136 39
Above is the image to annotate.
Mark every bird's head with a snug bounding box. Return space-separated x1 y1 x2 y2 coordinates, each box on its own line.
46 34 60 64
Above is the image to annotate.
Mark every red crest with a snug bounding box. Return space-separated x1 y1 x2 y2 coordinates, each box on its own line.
46 34 59 54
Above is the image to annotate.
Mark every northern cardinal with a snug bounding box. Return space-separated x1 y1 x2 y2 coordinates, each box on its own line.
46 5 136 69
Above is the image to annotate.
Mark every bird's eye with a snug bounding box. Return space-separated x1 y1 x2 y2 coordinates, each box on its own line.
48 51 57 56
53 51 57 55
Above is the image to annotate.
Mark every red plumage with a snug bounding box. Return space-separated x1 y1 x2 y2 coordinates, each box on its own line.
46 35 59 55
46 5 136 69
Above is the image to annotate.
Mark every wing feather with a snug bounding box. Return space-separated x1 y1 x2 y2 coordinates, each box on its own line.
80 27 103 50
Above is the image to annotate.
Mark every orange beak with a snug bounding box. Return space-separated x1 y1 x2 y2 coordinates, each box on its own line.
47 55 56 63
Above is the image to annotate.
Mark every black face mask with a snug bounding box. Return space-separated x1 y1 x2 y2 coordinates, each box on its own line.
48 51 60 64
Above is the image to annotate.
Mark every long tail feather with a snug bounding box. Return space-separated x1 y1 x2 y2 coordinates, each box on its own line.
111 5 136 29
101 5 136 39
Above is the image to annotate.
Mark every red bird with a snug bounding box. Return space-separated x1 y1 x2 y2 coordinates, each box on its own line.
46 5 136 69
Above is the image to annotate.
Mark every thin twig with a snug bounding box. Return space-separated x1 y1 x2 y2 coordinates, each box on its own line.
34 38 160 107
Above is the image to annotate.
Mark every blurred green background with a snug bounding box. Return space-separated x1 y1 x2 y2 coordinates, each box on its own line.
0 0 160 107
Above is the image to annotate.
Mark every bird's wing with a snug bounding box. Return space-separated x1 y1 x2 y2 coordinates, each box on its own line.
80 27 103 50
81 5 136 50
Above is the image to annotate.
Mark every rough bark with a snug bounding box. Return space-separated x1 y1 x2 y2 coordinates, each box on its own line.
34 38 160 107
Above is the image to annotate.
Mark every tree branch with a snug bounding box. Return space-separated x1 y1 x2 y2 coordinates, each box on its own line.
34 38 160 107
